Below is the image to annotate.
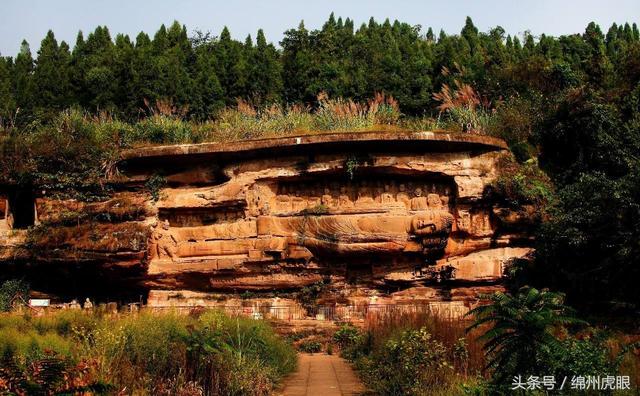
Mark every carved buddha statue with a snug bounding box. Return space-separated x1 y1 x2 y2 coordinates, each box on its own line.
410 187 429 211
410 211 455 256
148 220 178 261
427 193 442 209
275 186 292 212
307 188 321 207
292 190 306 211
338 186 353 208
374 182 384 203
380 184 395 204
396 183 410 208
321 188 334 207
356 181 374 205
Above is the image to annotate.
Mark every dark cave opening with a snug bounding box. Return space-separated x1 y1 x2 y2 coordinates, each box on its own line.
8 187 36 229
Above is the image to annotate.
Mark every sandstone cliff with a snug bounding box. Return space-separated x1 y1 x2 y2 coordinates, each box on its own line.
0 132 535 311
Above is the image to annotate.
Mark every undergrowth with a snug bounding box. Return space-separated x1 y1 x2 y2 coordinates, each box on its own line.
0 309 296 395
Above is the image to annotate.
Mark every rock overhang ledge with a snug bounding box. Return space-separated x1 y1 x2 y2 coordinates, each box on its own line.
119 131 509 165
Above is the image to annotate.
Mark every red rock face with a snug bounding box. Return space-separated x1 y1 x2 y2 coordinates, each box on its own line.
0 132 535 310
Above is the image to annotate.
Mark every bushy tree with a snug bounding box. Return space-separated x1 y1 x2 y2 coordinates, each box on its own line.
33 31 71 115
249 29 282 103
467 287 585 385
217 26 249 105
0 56 16 126
531 87 640 308
0 279 29 311
12 40 36 122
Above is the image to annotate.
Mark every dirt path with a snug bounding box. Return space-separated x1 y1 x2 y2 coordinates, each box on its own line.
276 353 366 396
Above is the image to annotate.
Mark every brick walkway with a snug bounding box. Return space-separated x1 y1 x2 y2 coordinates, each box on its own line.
277 353 366 396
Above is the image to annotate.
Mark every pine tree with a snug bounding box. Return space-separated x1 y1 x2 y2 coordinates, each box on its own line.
583 22 613 86
69 31 87 105
216 26 249 105
131 32 156 115
281 21 313 103
191 40 224 119
154 21 194 108
33 31 71 116
82 26 117 110
12 40 35 121
461 17 480 54
0 56 16 126
113 34 136 117
249 29 282 103
426 27 435 43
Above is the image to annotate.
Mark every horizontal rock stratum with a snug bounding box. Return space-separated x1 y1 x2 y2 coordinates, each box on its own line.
0 131 534 314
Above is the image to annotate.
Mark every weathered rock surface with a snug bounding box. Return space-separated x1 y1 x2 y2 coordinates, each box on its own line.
0 132 535 309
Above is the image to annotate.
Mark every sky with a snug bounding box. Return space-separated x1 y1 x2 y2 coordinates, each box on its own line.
1 0 639 56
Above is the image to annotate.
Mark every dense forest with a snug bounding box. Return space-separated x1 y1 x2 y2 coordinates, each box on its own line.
0 15 637 122
1 15 639 311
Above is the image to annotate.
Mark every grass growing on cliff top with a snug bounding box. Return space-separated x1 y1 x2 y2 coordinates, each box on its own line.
0 88 501 197
0 309 296 395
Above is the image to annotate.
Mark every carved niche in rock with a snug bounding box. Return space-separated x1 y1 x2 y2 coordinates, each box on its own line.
149 174 459 268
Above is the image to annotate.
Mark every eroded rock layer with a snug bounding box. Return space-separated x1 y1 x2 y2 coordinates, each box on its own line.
0 132 534 309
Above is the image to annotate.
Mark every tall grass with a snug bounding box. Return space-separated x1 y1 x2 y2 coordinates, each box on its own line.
432 65 496 134
339 309 640 395
364 310 486 375
333 311 487 395
4 93 406 148
0 309 296 395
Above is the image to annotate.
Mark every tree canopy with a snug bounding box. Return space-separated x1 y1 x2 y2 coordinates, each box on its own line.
0 16 637 123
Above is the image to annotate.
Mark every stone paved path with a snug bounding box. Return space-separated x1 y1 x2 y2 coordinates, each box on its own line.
276 353 366 396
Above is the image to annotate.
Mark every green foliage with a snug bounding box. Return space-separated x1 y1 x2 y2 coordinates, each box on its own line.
360 327 455 395
333 323 370 361
343 153 373 180
1 17 635 122
345 155 359 180
0 108 122 199
299 204 329 216
134 114 197 144
489 156 553 208
145 174 166 202
535 170 640 308
546 335 614 380
467 287 586 387
0 350 113 395
296 281 327 311
537 90 637 184
0 310 296 395
297 340 322 353
528 87 640 309
333 323 361 350
0 279 29 311
0 57 16 127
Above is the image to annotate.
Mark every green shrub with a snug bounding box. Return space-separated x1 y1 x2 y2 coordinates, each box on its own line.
333 324 361 349
0 279 29 311
489 156 553 208
198 311 296 377
0 310 296 395
134 115 196 144
548 336 615 379
145 174 166 202
467 287 588 388
298 340 322 353
361 327 455 395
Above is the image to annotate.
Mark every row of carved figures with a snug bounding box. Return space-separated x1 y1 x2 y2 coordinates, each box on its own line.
271 182 452 212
